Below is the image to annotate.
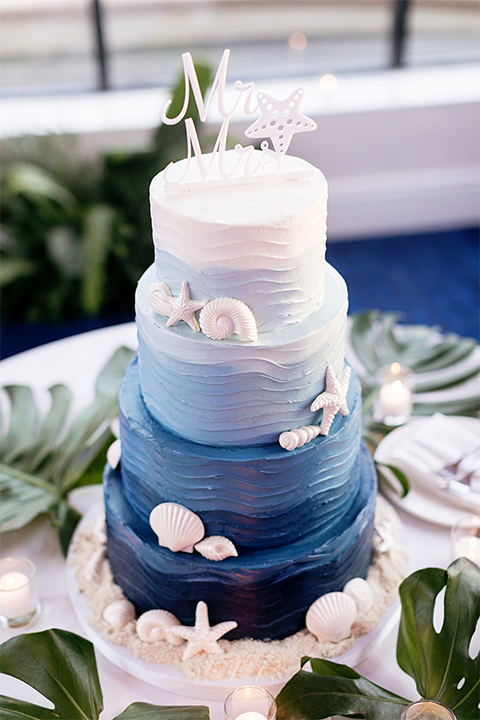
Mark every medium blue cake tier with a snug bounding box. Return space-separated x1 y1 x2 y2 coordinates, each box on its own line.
117 358 363 552
104 443 376 640
136 262 347 447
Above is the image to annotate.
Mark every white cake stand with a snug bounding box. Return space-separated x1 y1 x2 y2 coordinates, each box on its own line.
66 502 401 701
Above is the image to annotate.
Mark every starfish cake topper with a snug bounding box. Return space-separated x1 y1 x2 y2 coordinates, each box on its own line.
310 365 352 436
166 600 237 661
159 49 317 191
245 88 317 155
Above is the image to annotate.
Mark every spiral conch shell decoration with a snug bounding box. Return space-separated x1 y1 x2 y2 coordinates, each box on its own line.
194 536 238 561
150 502 205 553
199 297 258 342
279 425 321 451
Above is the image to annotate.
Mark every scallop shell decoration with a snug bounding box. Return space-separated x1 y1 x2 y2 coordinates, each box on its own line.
103 599 136 628
306 592 357 643
149 282 173 316
343 578 374 614
194 536 238 562
199 298 258 342
149 502 205 553
107 438 121 469
136 609 183 645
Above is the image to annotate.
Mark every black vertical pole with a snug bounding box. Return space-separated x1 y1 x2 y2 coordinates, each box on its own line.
92 0 109 91
392 0 411 68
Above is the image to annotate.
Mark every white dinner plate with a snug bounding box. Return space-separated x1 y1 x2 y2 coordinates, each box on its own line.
375 415 480 528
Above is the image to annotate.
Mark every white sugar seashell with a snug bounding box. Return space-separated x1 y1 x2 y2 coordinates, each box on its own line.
279 425 321 451
149 282 173 316
136 609 183 645
84 546 106 583
306 592 357 643
150 502 204 553
194 536 238 561
199 298 257 342
107 438 121 469
103 599 136 628
343 578 374 614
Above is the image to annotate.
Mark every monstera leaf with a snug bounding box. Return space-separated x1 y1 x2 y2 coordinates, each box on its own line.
0 345 135 554
348 311 480 426
0 629 210 720
276 558 480 719
276 657 409 719
397 558 480 720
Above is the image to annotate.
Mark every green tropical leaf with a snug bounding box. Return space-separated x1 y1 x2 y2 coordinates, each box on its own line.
81 204 117 315
46 225 84 278
276 657 409 719
24 384 72 473
0 629 103 720
0 257 37 285
4 163 78 209
0 466 58 533
0 385 38 464
397 558 480 720
0 346 134 549
95 345 136 398
375 462 409 497
114 704 211 719
0 695 58 719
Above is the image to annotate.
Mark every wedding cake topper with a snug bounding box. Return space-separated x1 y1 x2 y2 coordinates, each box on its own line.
160 49 317 192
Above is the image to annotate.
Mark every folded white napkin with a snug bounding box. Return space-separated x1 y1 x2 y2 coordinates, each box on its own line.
384 414 480 513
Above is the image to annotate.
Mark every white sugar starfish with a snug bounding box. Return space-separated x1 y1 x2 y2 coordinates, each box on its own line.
166 601 237 661
164 280 207 333
245 88 317 155
310 365 351 436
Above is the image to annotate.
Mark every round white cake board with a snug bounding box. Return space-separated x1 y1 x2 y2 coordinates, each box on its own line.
67 501 401 701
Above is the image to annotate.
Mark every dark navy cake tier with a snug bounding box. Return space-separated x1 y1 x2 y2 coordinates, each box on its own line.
104 443 376 640
116 358 363 552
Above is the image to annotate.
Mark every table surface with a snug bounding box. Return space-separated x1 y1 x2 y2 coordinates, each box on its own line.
0 323 455 719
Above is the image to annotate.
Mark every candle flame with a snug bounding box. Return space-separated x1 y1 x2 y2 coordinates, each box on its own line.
390 362 402 374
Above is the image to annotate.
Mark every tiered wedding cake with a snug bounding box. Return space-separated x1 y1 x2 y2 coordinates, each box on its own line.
103 52 377 641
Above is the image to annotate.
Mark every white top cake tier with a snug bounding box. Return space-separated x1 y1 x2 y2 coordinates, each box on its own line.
150 151 328 333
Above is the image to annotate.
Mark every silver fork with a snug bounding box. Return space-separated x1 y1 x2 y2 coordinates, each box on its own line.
435 441 480 496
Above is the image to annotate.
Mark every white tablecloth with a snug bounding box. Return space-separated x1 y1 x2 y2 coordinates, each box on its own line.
0 324 454 719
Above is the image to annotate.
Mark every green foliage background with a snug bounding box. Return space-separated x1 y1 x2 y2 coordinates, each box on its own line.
1 61 213 324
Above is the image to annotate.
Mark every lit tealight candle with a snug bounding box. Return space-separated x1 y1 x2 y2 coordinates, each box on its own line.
375 363 413 425
0 557 39 627
452 516 480 567
401 700 457 720
224 686 276 720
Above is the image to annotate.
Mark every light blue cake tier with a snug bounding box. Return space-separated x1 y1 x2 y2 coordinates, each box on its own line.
136 262 348 447
116 357 363 551
104 446 376 641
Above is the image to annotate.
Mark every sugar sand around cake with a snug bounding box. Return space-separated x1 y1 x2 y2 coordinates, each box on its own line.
68 497 407 682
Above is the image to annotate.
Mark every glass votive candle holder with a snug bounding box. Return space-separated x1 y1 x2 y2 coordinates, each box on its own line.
401 700 457 720
374 363 414 426
224 686 276 720
0 557 40 628
451 515 480 567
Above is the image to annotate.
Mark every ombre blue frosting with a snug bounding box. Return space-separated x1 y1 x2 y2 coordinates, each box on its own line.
103 359 377 640
136 262 348 447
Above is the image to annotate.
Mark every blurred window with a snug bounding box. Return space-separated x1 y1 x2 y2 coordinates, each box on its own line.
1 0 479 96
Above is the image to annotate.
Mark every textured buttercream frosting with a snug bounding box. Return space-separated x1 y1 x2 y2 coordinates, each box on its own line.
150 151 328 332
137 262 347 447
104 360 377 640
